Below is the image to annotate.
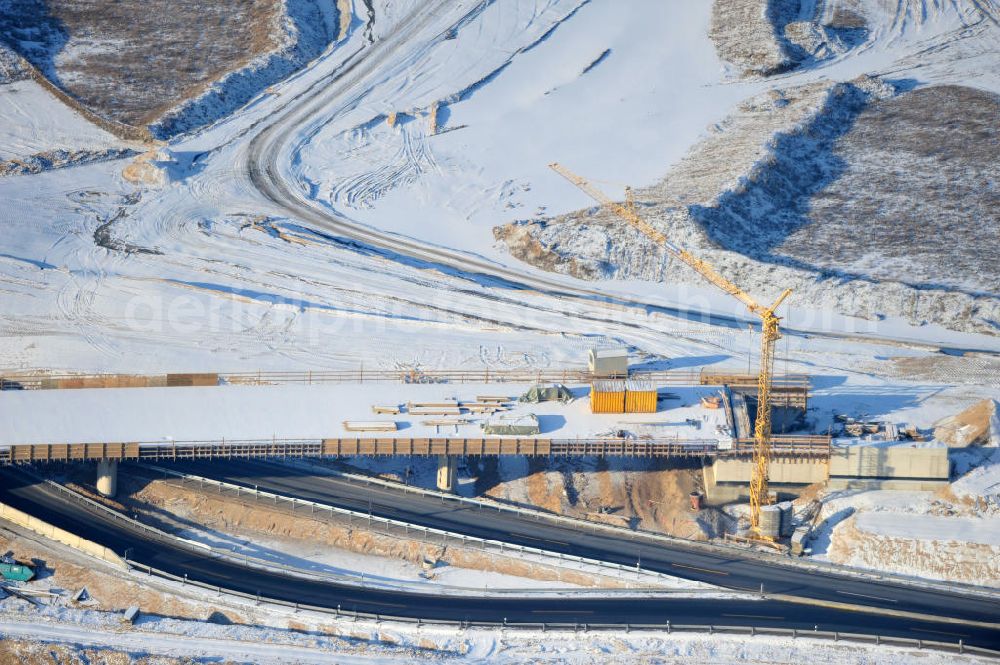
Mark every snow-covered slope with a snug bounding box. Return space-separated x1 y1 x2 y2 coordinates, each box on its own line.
0 81 125 160
0 0 997 405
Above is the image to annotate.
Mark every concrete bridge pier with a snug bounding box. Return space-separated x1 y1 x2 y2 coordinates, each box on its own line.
436 455 457 492
96 458 118 498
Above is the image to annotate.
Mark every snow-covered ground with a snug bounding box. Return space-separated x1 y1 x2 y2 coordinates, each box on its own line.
0 606 993 665
1 0 999 657
855 512 1000 546
0 382 729 445
0 81 126 161
803 445 1000 586
1 0 998 379
297 0 749 252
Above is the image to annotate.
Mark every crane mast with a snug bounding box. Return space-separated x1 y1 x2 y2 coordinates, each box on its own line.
549 163 791 537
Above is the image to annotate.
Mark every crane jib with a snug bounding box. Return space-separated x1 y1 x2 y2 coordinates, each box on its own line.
549 162 794 541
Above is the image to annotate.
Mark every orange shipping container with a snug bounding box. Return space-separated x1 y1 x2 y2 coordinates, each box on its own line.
625 380 657 413
591 381 625 414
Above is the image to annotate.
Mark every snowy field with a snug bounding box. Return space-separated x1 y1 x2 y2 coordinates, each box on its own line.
0 81 125 161
4 610 991 665
1 0 999 660
0 0 998 378
0 382 729 445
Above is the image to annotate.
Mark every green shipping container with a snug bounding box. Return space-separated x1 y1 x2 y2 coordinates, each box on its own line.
0 560 35 582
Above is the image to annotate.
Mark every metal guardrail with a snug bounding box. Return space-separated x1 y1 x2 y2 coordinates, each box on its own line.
274 458 1000 604
136 465 697 592
120 559 996 658
35 469 691 594
6 468 995 657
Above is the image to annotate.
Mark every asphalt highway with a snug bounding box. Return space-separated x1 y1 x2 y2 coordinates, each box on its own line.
175 460 1000 628
1 466 998 649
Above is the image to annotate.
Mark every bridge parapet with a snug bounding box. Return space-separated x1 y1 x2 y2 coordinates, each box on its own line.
0 435 830 464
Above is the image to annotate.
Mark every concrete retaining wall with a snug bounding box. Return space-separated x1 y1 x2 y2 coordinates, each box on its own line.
829 445 949 481
704 457 827 503
704 445 950 503
826 478 950 491
0 501 127 569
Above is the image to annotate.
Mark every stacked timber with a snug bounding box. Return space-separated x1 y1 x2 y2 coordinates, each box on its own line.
166 373 219 387
476 395 512 403
343 421 398 432
408 406 462 416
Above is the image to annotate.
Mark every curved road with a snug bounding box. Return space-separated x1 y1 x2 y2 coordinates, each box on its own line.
1 466 998 649
177 460 1000 626
235 1 1000 356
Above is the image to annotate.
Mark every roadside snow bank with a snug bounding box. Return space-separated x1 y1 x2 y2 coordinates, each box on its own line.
855 512 1000 546
828 514 1000 585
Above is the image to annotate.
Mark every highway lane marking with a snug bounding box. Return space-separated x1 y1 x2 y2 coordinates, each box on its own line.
363 602 406 609
836 590 898 604
531 610 594 615
770 593 1000 631
671 563 729 576
516 535 571 548
910 627 970 638
722 614 784 621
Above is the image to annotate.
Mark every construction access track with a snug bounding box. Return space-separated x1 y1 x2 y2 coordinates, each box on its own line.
235 0 1000 357
1 464 997 649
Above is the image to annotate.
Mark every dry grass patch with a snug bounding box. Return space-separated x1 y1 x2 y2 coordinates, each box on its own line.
0 0 284 126
0 641 189 665
124 474 630 588
0 528 235 620
709 0 796 76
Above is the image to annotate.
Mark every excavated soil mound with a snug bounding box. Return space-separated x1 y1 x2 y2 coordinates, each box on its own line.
934 399 999 447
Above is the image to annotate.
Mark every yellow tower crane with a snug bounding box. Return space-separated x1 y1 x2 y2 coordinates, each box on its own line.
549 163 792 539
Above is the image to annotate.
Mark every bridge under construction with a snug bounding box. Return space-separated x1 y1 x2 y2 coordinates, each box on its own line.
0 434 832 465
0 365 825 500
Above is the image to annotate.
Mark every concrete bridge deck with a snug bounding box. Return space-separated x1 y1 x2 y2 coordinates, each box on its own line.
0 370 820 476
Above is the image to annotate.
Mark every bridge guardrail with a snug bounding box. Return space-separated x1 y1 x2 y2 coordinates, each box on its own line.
0 435 832 464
